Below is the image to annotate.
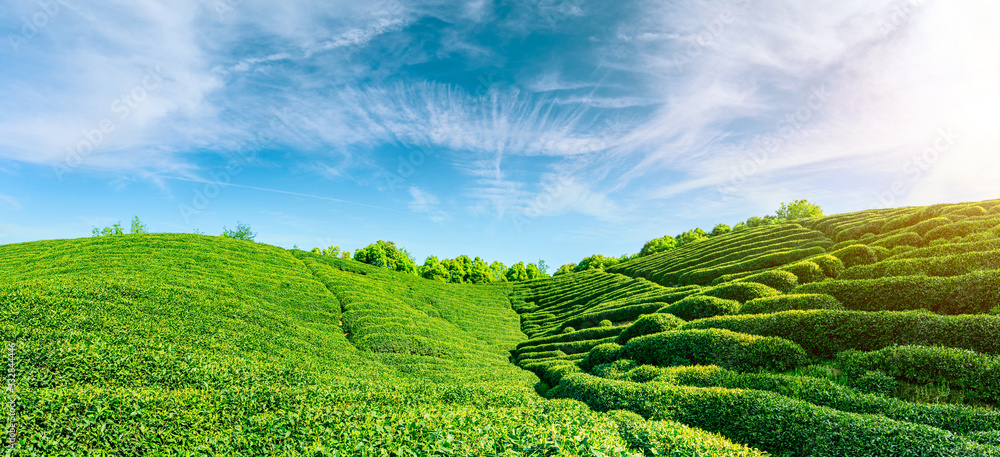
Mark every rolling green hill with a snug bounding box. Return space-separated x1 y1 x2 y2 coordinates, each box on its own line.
2 198 1000 455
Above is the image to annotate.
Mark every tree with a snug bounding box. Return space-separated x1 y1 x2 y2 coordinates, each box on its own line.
92 221 124 237
675 228 709 247
776 199 824 220
420 256 450 282
537 260 549 276
469 257 493 284
506 262 528 282
710 224 731 237
221 222 256 241
526 263 543 280
489 261 509 282
130 216 148 234
354 240 417 275
554 263 576 276
639 236 677 257
341 250 351 259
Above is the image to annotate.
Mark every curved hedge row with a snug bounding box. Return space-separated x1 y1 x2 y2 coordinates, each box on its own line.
739 294 844 315
871 231 924 250
836 345 1000 404
679 246 826 286
607 410 769 457
925 217 1000 242
620 329 808 372
793 270 1000 314
548 373 999 457
616 314 686 345
698 282 782 303
839 251 1000 280
515 326 623 351
913 217 953 236
642 365 1000 434
679 310 1000 359
656 295 740 321
778 260 827 284
733 270 799 292
831 245 880 269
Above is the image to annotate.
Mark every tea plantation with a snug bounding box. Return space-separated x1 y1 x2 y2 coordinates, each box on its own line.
2 198 1000 455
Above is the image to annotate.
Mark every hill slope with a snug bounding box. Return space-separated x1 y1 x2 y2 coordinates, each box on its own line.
2 198 999 455
0 234 760 456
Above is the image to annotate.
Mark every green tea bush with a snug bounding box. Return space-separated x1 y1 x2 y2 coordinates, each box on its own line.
621 329 808 372
680 310 1000 358
848 370 898 397
616 313 686 345
549 373 996 457
699 282 782 303
598 319 613 327
657 295 741 321
913 217 953 236
516 326 623 351
680 246 826 285
734 270 799 292
794 270 1000 314
580 343 624 372
810 254 846 278
871 232 924 250
943 205 988 217
739 294 844 315
635 365 1000 434
779 260 826 284
607 410 770 457
839 250 1000 280
925 217 1000 242
831 245 879 269
836 345 1000 404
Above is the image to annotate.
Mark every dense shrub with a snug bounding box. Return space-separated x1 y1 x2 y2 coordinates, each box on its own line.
680 310 1000 358
836 345 1000 404
639 365 1000 434
621 329 808 372
549 373 996 457
735 270 798 293
580 343 624 372
516 336 620 357
558 302 670 333
848 370 898 397
794 270 1000 314
925 217 1000 242
839 250 1000 280
871 232 923 250
778 260 826 284
831 245 879 269
739 294 844 315
607 410 770 456
679 246 826 286
913 217 953 236
517 350 567 363
810 254 846 278
516 326 623 351
657 295 740 321
698 282 782 303
943 205 988 217
616 314 686 345
598 319 613 327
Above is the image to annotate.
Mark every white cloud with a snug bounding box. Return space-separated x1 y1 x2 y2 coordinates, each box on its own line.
408 186 447 222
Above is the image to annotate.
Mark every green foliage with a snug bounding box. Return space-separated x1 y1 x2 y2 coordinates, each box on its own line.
836 345 1000 404
353 240 417 275
621 329 808 372
794 270 1000 314
554 263 576 276
698 282 782 303
639 235 677 257
607 410 769 456
658 295 741 321
129 216 147 234
776 199 824 220
735 270 799 293
681 309 1000 359
220 221 257 241
549 373 997 457
831 244 879 269
616 314 686 345
710 224 732 236
739 294 844 315
870 231 923 250
778 260 827 284
92 221 124 236
675 228 709 247
580 343 623 372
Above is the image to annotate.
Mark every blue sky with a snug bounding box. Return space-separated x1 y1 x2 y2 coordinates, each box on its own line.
1 0 998 268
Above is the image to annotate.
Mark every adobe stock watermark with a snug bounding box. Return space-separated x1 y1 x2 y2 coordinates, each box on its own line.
53 65 168 181
179 107 294 224
508 115 632 233
869 126 958 209
382 141 440 192
879 0 924 38
6 342 15 450
669 0 749 71
7 0 70 54
716 84 831 197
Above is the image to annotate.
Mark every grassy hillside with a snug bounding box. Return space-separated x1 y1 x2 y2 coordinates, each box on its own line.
2 198 999 455
514 198 1000 456
0 234 761 456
